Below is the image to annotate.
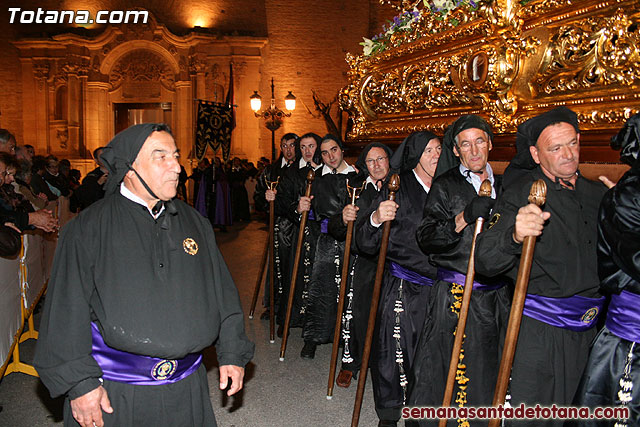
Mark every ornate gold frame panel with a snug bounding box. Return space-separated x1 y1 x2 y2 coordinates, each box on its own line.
341 0 640 161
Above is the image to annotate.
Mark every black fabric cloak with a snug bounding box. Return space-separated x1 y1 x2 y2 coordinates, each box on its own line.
273 161 320 328
407 166 509 427
254 159 295 313
355 169 437 422
302 165 360 344
474 167 606 426
572 115 640 426
34 194 254 426
327 142 394 375
34 124 254 426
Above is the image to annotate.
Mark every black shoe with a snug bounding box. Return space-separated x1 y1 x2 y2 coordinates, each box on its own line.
300 341 317 359
378 421 397 427
260 310 270 320
277 324 284 338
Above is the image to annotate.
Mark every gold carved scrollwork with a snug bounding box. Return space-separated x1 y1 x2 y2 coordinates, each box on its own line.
535 9 640 95
342 0 638 147
109 49 175 91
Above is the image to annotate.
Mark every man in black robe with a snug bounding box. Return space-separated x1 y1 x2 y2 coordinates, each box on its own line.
274 132 322 336
34 123 254 427
328 142 393 388
572 113 640 426
300 134 359 359
355 132 441 427
74 147 108 211
475 107 607 426
407 116 509 427
253 133 297 320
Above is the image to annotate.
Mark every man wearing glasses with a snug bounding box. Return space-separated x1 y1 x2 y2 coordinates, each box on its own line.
407 116 509 426
355 131 441 427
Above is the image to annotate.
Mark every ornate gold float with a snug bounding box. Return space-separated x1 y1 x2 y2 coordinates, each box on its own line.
341 0 640 162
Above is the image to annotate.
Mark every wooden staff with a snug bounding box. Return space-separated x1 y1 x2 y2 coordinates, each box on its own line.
327 179 364 399
488 179 547 427
248 237 268 320
279 169 315 361
351 174 399 427
439 179 493 427
267 177 280 343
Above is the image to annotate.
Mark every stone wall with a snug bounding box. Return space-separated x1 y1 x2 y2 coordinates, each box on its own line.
0 0 395 163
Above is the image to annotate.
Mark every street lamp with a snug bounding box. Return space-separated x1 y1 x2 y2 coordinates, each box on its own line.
250 78 296 162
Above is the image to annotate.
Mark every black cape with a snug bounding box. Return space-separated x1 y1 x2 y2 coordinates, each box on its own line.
474 167 607 424
328 180 381 373
34 194 254 400
302 166 360 344
355 170 436 421
273 162 320 327
407 167 510 427
572 165 640 426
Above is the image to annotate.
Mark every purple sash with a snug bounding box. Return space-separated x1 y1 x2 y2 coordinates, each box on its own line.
389 262 434 287
523 294 605 332
308 209 316 221
436 268 505 291
91 322 202 385
606 290 640 343
320 218 329 234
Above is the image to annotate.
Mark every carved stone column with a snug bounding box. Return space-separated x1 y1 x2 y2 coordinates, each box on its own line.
174 80 193 158
85 82 111 155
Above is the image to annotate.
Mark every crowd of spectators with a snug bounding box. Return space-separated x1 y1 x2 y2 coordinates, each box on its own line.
0 129 110 259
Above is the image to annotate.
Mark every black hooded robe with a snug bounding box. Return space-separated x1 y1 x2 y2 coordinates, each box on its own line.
572 115 640 427
571 167 640 426
34 124 254 427
354 169 437 421
327 142 394 377
474 168 606 427
274 161 320 328
406 166 510 427
328 180 382 376
254 158 295 314
302 165 359 345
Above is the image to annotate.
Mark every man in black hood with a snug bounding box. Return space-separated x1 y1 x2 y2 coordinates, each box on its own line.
273 132 323 335
34 123 254 427
475 107 607 426
407 116 509 426
355 131 441 426
253 132 298 320
572 113 640 426
300 134 359 359
328 141 393 388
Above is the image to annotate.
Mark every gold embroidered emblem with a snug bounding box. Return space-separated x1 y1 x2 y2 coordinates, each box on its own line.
487 213 501 229
581 307 599 324
151 360 177 380
183 238 198 255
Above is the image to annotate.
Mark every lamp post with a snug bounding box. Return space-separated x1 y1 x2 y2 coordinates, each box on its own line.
250 78 296 162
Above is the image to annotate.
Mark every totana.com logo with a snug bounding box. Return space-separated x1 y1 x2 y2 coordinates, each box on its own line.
8 8 148 25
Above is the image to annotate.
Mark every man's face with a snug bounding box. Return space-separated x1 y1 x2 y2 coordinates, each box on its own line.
365 147 390 181
299 137 317 163
453 128 492 173
130 131 181 201
530 122 580 181
281 138 296 162
418 138 442 177
0 137 16 154
321 140 343 169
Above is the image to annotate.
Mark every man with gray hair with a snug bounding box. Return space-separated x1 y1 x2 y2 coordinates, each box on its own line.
35 124 254 427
